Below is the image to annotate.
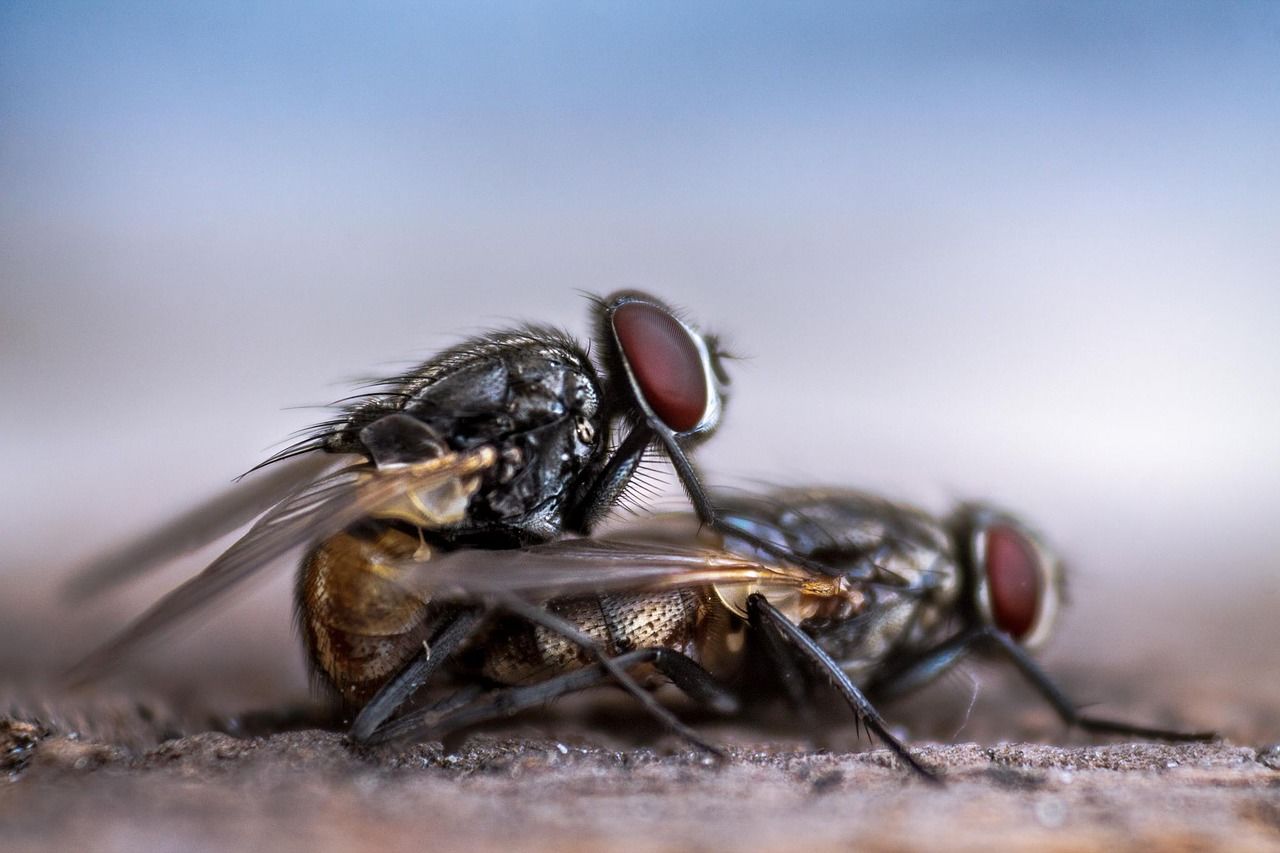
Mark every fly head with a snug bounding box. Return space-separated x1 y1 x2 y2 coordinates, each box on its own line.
951 504 1062 650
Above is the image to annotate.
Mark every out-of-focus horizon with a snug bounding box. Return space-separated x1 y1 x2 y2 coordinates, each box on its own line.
2 3 1277 675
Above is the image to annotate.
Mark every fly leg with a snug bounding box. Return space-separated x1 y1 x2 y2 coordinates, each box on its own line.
750 601 820 729
365 648 737 746
747 594 941 784
651 647 740 715
562 425 654 533
865 627 1218 742
369 662 622 745
348 607 484 743
416 683 486 718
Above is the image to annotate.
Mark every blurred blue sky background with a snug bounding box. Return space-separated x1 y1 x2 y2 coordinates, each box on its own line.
1 3 1277 665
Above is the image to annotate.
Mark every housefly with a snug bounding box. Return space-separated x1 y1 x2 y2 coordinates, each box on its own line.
366 487 1216 781
67 291 816 749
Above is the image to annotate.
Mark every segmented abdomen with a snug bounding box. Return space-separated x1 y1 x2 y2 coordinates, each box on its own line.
297 524 436 706
467 589 708 686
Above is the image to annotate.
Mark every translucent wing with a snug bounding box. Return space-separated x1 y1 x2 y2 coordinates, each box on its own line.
65 453 341 601
390 535 822 603
66 446 497 683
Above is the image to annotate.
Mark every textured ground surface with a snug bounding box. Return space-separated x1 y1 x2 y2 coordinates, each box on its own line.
4 728 1279 853
4 607 1280 853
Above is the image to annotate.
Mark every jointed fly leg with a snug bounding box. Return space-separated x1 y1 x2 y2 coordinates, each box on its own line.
750 597 820 728
365 647 736 746
349 607 484 743
865 626 1218 742
747 593 941 784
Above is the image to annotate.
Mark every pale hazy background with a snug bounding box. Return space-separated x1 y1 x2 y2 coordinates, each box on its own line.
2 3 1277 696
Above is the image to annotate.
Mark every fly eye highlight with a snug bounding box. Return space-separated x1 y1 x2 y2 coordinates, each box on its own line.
611 298 717 434
983 524 1042 641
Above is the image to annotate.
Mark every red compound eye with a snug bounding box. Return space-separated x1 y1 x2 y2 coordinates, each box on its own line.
985 524 1042 640
612 301 710 433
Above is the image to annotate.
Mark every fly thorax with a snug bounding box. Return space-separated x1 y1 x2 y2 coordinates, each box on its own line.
459 354 603 527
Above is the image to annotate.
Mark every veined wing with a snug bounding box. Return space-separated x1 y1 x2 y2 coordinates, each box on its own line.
64 453 341 601
390 536 830 605
66 446 497 683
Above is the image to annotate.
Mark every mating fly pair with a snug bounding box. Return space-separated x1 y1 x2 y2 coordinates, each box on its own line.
68 292 1213 782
